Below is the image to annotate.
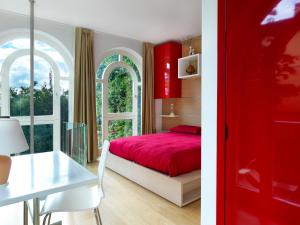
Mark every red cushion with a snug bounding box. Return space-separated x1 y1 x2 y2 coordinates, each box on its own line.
170 125 201 135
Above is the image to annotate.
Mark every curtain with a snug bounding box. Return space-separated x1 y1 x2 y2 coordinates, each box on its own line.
74 27 98 162
142 43 156 134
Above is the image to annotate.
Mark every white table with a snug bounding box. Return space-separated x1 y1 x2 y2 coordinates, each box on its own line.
0 151 98 225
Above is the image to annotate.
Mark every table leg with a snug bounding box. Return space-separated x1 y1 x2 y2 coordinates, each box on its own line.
23 201 28 225
33 198 40 225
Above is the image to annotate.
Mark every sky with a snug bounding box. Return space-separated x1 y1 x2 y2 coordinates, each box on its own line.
0 38 69 91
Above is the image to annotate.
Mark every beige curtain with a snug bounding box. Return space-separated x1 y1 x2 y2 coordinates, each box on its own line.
74 27 98 162
142 43 156 134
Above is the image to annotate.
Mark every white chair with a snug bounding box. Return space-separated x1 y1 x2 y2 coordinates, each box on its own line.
40 140 110 225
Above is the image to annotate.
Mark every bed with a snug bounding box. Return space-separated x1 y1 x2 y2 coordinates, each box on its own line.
106 125 201 207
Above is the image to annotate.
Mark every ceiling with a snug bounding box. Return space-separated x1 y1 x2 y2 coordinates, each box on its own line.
0 0 201 43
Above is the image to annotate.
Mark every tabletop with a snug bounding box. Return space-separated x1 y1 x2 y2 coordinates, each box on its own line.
0 151 98 207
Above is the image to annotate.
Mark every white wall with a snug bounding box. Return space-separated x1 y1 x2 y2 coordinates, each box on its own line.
201 0 218 225
0 10 75 57
0 9 143 72
94 31 142 68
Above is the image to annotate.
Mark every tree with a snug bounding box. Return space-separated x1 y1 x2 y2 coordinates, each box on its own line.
10 70 69 153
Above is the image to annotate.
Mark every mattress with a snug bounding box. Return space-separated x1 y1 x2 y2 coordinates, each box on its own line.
109 132 201 176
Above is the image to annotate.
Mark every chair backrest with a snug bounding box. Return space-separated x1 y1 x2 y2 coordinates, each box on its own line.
98 140 110 191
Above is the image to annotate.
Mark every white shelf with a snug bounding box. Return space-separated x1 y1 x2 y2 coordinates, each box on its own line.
179 74 200 79
160 115 180 118
178 53 201 79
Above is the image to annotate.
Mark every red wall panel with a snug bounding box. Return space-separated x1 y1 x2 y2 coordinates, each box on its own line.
224 1 300 225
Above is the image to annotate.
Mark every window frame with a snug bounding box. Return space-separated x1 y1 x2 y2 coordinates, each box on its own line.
0 30 74 152
96 48 142 144
102 61 138 141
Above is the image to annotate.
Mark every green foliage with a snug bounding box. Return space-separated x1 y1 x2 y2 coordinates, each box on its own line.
60 89 69 148
22 124 53 153
107 68 133 139
96 83 103 147
96 54 143 144
96 54 119 80
108 119 132 140
96 55 119 146
10 81 53 116
10 86 30 116
108 67 132 113
10 80 69 153
122 55 141 82
34 84 53 115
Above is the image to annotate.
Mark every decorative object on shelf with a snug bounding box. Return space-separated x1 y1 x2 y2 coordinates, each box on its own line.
189 46 195 55
169 103 175 117
0 118 29 186
186 63 196 75
161 103 179 118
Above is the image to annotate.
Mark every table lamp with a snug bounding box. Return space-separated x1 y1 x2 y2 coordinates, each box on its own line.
0 118 29 186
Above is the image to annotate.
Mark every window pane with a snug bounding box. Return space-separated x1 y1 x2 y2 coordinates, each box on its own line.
35 40 70 77
0 39 69 77
1 37 72 154
138 85 142 135
9 56 30 116
22 124 53 153
60 80 69 147
9 55 54 116
122 55 141 82
108 119 132 140
34 56 54 116
108 67 133 113
96 82 102 149
96 54 119 80
0 39 30 72
0 85 2 115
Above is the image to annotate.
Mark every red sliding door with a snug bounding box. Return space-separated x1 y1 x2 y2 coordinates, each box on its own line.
225 0 300 225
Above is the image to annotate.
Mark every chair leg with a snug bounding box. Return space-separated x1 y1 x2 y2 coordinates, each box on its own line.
94 208 102 225
42 214 48 225
23 202 28 225
93 209 99 225
47 213 52 225
96 208 103 225
42 213 52 225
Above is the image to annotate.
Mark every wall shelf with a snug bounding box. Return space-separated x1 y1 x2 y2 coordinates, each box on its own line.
160 114 180 118
178 54 201 79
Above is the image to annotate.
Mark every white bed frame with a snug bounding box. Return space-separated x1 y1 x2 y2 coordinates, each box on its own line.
106 151 201 207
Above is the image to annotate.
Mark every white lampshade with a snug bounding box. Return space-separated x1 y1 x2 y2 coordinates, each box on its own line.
0 118 29 155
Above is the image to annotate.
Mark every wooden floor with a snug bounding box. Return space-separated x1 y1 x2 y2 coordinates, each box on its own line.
0 162 200 225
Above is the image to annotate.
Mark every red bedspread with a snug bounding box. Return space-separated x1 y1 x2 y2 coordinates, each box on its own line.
109 132 201 176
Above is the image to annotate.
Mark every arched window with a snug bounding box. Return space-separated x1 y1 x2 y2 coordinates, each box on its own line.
0 30 73 153
96 49 142 148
